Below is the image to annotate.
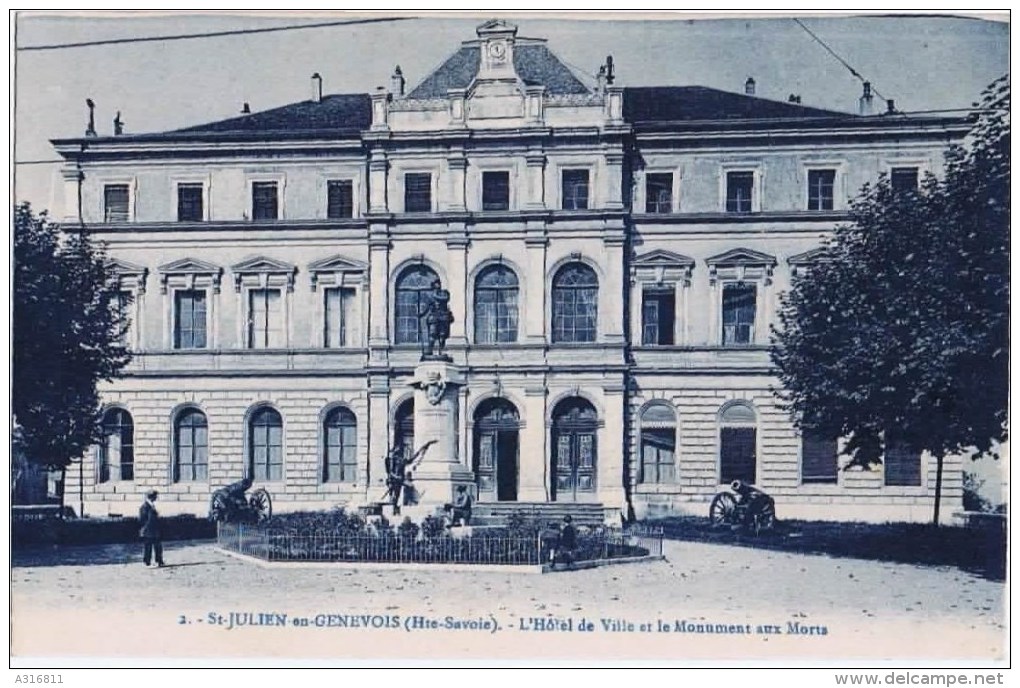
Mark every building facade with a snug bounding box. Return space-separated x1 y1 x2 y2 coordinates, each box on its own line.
52 21 970 522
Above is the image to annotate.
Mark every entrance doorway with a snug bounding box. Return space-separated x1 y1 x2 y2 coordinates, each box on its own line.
551 397 598 502
473 398 520 501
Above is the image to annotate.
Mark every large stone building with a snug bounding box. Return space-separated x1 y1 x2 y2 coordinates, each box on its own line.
52 20 970 522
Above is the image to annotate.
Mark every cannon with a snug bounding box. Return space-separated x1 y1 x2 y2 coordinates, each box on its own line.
209 476 272 523
709 480 775 535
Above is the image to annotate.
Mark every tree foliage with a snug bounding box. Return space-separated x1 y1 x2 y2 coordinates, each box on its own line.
13 203 132 471
771 77 1009 521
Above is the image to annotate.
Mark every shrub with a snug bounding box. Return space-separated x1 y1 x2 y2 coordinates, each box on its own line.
397 517 420 541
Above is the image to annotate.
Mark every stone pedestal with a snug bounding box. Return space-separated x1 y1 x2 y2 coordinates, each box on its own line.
408 359 474 505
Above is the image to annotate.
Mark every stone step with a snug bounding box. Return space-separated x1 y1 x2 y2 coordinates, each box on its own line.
471 502 607 526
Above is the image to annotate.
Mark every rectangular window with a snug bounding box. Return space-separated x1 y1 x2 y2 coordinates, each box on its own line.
641 429 676 484
177 183 204 222
327 180 354 219
404 172 432 213
641 288 675 345
885 443 922 486
324 287 355 348
103 184 130 222
251 182 279 220
807 169 835 211
248 289 283 349
561 169 590 210
725 171 754 213
173 290 207 349
645 173 673 214
482 171 510 211
801 433 839 484
722 283 756 345
890 167 919 193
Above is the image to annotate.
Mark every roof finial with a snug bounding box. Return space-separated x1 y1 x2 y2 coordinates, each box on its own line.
85 98 96 137
113 111 124 136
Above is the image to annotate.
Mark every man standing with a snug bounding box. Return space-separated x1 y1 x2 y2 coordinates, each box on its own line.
139 489 165 567
552 515 577 569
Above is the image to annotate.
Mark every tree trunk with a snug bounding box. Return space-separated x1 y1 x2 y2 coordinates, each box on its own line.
932 452 945 527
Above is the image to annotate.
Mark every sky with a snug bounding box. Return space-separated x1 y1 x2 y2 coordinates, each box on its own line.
12 11 1010 210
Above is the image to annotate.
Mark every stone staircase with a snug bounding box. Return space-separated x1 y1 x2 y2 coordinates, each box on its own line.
470 501 608 527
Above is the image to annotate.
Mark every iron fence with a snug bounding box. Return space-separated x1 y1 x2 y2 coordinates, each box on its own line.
217 522 662 566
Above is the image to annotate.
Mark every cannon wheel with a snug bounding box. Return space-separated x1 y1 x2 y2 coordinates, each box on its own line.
249 488 273 522
709 492 738 526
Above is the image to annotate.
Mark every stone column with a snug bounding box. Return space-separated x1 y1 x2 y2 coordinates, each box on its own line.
409 361 473 505
369 150 388 214
519 385 549 501
366 381 391 502
524 150 546 209
367 225 390 353
446 150 467 212
604 150 624 210
524 230 547 345
60 166 82 223
602 231 626 344
599 384 628 514
446 230 469 349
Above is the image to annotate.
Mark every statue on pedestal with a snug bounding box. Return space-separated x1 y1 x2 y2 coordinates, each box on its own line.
419 278 453 360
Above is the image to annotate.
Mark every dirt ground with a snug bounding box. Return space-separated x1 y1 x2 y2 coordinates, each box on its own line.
10 538 1006 664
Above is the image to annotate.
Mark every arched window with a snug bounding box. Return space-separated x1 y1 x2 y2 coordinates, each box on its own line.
249 407 283 482
639 404 676 484
551 263 598 343
99 408 134 482
474 265 519 344
719 402 757 484
395 265 439 345
174 408 208 482
323 407 357 483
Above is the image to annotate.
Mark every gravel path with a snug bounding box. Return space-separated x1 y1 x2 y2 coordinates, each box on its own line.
12 539 1005 663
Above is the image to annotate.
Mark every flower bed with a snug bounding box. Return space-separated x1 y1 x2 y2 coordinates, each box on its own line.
218 509 657 566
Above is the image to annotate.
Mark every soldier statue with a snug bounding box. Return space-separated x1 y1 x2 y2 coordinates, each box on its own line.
419 279 454 359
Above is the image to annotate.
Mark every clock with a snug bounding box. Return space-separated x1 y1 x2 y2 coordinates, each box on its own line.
488 41 507 62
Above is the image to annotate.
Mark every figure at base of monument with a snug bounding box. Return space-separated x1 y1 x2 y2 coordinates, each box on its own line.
382 440 436 513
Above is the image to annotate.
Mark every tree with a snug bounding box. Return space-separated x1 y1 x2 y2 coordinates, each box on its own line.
12 203 132 511
771 77 1009 525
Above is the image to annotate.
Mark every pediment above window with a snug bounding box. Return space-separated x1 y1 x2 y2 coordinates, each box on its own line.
157 257 223 293
308 254 368 290
631 249 695 286
107 258 149 293
706 248 777 285
788 247 831 277
231 256 297 292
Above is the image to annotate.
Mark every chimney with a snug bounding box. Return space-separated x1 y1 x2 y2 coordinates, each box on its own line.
311 73 323 103
241 102 251 114
787 94 801 104
596 64 607 95
391 66 405 97
886 99 896 114
113 111 124 135
744 77 756 96
858 81 874 116
605 55 615 84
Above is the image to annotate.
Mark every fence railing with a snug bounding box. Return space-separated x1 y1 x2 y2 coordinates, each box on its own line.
217 523 663 566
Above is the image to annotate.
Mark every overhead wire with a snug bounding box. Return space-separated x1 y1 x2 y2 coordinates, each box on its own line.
17 15 414 51
792 17 888 101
